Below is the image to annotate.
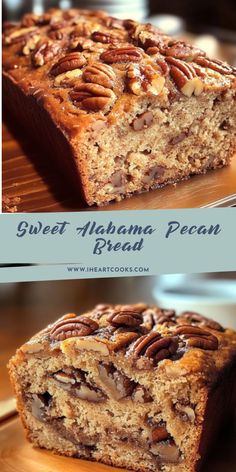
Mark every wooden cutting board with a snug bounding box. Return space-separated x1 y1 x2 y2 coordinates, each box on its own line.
2 119 236 213
0 415 236 472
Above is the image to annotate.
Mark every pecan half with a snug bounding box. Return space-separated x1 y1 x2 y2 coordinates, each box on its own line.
142 309 176 330
50 315 99 341
166 57 204 97
83 63 116 88
70 83 116 112
130 332 179 364
98 363 135 400
127 64 165 96
174 325 218 350
180 311 224 332
164 41 204 61
32 41 60 67
195 56 235 76
51 52 86 76
70 22 91 39
31 392 52 422
132 111 154 131
91 31 119 45
70 36 94 51
107 309 143 328
101 46 143 64
4 26 39 46
48 30 68 41
102 16 124 30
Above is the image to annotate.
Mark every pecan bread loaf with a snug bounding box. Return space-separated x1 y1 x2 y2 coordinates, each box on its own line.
9 304 236 472
2 9 236 206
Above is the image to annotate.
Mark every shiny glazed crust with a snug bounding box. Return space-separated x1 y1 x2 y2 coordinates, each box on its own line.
8 304 236 472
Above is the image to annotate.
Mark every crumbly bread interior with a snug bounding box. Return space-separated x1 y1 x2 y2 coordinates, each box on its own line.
8 305 236 472
78 89 236 205
10 349 207 472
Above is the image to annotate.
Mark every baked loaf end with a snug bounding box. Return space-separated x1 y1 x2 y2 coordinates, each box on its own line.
2 9 236 206
9 304 236 472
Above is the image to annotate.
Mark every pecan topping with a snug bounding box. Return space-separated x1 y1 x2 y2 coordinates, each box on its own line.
101 46 143 64
32 41 60 67
155 57 170 75
48 30 67 41
53 69 83 87
70 83 116 112
142 309 176 330
49 20 69 31
21 13 51 27
4 26 39 46
166 57 204 97
156 309 176 325
70 37 94 51
22 34 40 56
163 41 204 61
83 63 116 88
51 52 86 76
132 111 154 131
107 309 143 328
50 316 99 341
174 325 219 350
195 56 235 76
91 31 119 45
127 64 165 96
102 16 124 30
70 22 91 39
180 311 224 332
130 332 179 364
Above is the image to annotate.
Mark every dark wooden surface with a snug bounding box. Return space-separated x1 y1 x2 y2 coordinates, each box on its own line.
2 119 236 212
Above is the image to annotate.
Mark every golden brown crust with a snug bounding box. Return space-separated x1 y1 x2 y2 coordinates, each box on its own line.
14 303 236 384
2 8 236 131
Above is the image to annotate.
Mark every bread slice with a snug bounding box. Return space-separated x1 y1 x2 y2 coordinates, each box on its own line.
8 304 236 471
3 8 236 205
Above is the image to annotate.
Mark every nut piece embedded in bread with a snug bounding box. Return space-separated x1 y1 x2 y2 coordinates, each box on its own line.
2 9 236 206
8 304 236 472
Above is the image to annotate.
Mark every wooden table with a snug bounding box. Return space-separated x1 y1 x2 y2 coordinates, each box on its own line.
2 119 236 213
0 414 235 472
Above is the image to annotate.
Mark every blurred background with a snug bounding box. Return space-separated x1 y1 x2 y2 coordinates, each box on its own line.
2 0 236 66
0 273 236 402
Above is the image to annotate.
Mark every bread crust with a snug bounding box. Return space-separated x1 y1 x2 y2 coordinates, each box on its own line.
8 304 236 472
